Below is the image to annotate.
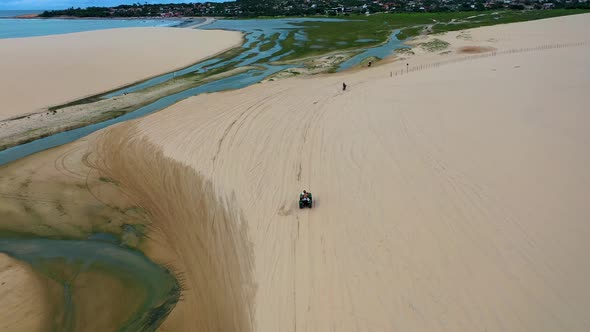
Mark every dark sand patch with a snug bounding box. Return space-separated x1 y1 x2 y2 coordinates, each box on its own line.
458 45 497 54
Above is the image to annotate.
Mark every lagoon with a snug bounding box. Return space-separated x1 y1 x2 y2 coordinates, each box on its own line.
0 237 179 331
0 17 184 39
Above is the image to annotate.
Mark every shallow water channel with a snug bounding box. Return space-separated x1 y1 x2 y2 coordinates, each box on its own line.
0 237 178 331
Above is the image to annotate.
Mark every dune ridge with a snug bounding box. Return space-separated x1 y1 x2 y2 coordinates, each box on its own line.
84 14 590 331
89 123 256 331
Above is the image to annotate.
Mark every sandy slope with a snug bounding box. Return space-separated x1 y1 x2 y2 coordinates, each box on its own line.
85 14 590 331
0 254 56 332
0 27 242 121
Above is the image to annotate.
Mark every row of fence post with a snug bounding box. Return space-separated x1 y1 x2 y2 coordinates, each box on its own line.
387 41 589 79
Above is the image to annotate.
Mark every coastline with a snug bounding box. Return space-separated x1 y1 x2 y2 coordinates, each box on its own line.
10 14 203 21
0 27 243 150
7 15 221 32
0 60 251 152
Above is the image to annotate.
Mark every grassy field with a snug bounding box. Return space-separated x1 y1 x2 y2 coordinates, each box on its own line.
259 32 281 51
277 9 589 60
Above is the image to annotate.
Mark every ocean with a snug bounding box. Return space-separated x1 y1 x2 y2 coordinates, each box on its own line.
0 10 184 39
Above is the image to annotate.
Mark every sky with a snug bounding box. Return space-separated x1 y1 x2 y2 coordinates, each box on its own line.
0 0 222 10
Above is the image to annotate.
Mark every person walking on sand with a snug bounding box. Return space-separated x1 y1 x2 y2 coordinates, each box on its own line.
342 82 347 91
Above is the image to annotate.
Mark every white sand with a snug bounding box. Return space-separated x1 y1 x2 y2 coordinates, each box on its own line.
89 14 590 331
0 27 242 121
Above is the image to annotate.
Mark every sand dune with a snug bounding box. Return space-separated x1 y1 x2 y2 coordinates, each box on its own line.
1 13 588 332
79 14 590 331
0 27 242 121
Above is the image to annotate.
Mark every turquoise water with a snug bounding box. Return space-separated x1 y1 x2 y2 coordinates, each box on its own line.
0 17 183 39
104 17 347 98
0 237 179 331
338 30 408 71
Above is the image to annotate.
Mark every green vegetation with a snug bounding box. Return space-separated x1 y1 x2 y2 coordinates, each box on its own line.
259 33 281 51
419 38 450 52
272 9 589 60
271 31 297 60
396 26 424 40
281 17 391 60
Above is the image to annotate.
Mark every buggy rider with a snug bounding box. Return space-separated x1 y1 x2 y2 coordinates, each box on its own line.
299 190 313 209
300 190 310 203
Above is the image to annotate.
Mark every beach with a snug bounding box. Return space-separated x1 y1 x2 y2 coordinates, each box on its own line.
1 12 590 331
0 27 242 121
